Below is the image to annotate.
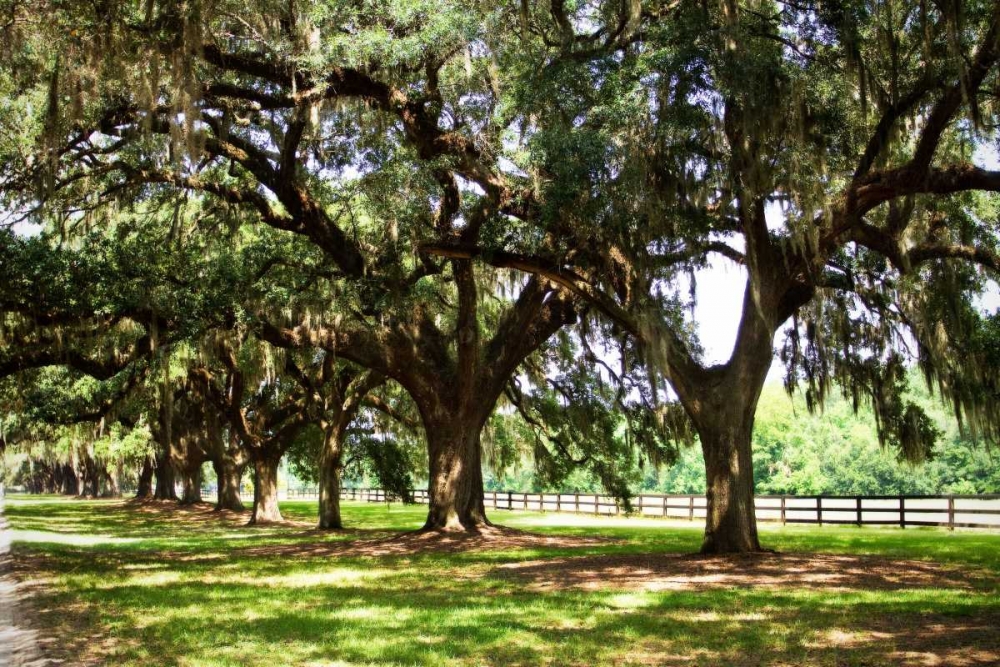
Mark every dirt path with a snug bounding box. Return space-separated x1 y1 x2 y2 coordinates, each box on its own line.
0 499 47 667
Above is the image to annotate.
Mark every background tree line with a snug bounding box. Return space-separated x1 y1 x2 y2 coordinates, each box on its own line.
479 378 1000 497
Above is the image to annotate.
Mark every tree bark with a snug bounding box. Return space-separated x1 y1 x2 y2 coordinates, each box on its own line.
77 455 100 498
249 454 282 524
135 459 154 499
58 463 79 495
73 464 86 498
317 426 344 529
422 424 489 532
101 465 121 498
213 455 245 512
179 466 202 504
153 452 178 501
699 419 761 553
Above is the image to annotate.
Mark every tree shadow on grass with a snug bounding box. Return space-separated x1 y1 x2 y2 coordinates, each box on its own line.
9 499 1000 666
491 551 998 593
24 571 1000 666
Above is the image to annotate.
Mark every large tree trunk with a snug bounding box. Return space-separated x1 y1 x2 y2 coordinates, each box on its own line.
59 463 79 495
699 419 760 554
213 456 245 512
317 427 344 530
101 465 121 498
249 454 282 524
153 452 178 501
179 466 202 504
78 455 99 498
40 463 58 494
135 459 154 499
423 425 489 532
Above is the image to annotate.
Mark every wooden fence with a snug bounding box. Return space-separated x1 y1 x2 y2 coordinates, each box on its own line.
313 488 1000 530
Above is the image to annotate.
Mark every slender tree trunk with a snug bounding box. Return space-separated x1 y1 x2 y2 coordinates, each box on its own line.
249 454 282 524
153 452 178 501
213 456 245 512
135 459 154 499
423 424 489 532
317 427 344 529
699 419 760 554
179 466 202 504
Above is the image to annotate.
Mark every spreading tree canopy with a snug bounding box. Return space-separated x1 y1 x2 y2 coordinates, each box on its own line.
1 0 999 552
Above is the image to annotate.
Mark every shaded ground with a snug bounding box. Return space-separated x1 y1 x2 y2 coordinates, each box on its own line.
6 497 1000 667
494 551 996 592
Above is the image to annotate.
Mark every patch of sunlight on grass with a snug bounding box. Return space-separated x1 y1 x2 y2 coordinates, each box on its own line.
607 592 656 609
690 611 723 622
338 605 415 621
12 529 141 546
102 571 184 588
253 568 394 589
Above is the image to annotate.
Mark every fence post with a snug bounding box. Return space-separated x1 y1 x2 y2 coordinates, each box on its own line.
662 495 667 519
507 491 512 511
556 493 561 512
855 496 862 526
575 493 580 513
948 496 955 530
688 495 694 521
817 496 823 526
595 493 600 516
780 496 786 525
900 497 906 529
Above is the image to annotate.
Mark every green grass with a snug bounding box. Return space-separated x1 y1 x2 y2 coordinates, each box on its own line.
5 495 999 666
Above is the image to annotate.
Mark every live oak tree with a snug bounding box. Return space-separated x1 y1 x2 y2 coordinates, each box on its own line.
453 0 1000 552
189 331 390 525
284 372 420 529
4 0 1000 552
0 0 582 532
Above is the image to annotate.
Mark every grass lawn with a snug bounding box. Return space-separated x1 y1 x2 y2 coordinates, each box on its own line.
4 495 999 666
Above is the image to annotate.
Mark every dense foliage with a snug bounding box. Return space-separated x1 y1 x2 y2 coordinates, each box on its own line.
2 0 1000 551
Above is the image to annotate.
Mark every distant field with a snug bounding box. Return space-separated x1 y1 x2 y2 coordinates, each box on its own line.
5 495 999 666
